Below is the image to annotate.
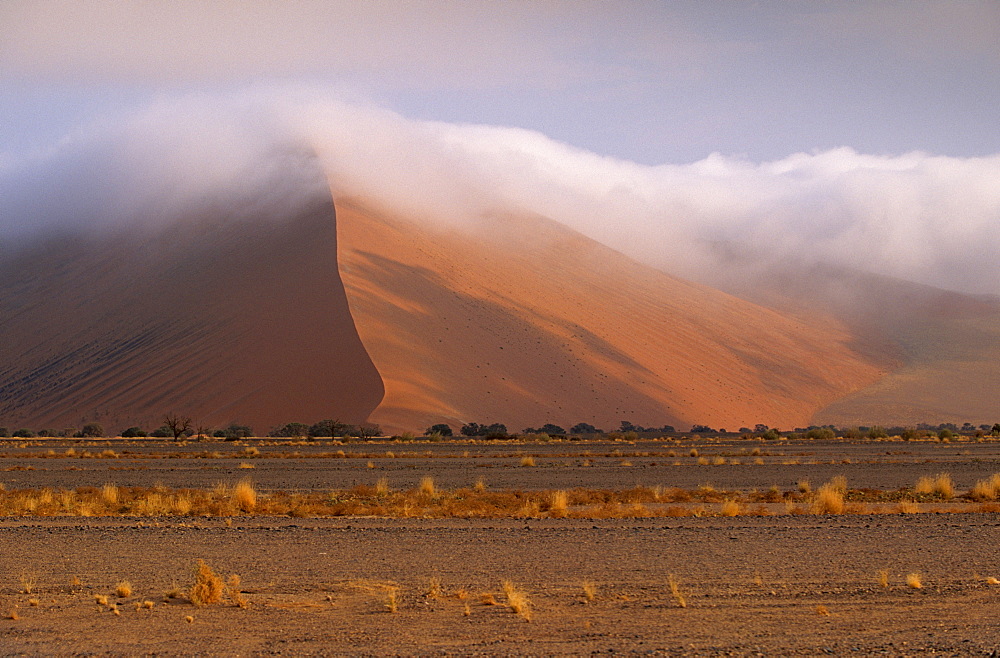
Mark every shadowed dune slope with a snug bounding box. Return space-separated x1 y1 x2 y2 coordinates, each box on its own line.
713 261 1000 426
334 198 886 434
0 193 384 434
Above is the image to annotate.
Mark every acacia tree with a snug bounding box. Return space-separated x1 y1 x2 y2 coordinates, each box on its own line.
163 413 192 441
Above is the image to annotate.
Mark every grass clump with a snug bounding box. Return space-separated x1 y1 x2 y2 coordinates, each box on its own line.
811 478 845 514
877 569 889 588
906 572 922 589
501 579 531 620
419 476 436 496
232 477 257 512
385 587 399 613
582 581 597 603
915 473 953 499
189 560 224 606
116 580 133 598
549 490 569 517
668 574 687 608
520 456 536 467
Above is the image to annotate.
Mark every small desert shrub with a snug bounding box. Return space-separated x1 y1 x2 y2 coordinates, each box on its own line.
238 462 255 469
19 573 36 594
232 478 257 512
190 560 224 606
226 574 248 608
116 580 133 598
94 594 109 605
473 477 487 493
689 449 699 457
426 577 442 599
877 570 889 588
520 456 536 467
815 604 830 616
102 483 119 506
719 500 740 517
385 587 399 612
897 500 919 514
797 479 811 494
668 574 686 608
375 477 390 496
906 572 922 589
549 490 569 517
582 581 597 602
986 576 1000 585
501 580 531 620
812 483 844 515
711 456 726 466
419 476 436 496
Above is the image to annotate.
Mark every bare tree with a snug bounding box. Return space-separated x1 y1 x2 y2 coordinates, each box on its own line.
163 413 192 441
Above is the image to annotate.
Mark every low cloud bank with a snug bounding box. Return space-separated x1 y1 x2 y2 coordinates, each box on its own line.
4 92 1000 296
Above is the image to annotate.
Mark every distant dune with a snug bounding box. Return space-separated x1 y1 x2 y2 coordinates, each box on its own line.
4 164 994 436
334 197 884 434
0 189 383 434
711 260 1000 426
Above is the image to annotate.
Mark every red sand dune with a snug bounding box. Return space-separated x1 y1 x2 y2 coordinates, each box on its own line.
0 192 383 434
7 168 991 436
334 197 885 434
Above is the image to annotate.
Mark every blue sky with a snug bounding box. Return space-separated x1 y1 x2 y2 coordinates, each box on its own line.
2 1 999 164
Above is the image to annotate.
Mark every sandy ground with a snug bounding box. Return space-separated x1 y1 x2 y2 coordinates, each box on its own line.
2 438 1000 654
2 437 999 492
3 515 1000 654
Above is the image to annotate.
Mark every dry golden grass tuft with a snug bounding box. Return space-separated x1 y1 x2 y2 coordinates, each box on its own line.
19 572 36 594
906 572 922 589
184 615 194 623
426 577 442 599
419 476 436 496
189 560 224 606
812 483 844 515
668 574 687 608
116 580 133 598
877 569 890 588
719 500 740 517
94 594 108 606
520 456 536 467
384 587 399 613
897 501 919 514
582 581 597 603
101 483 119 506
226 574 248 608
480 592 497 605
232 478 257 513
237 462 255 469
501 580 531 620
549 490 569 518
28 598 39 607
916 473 953 498
473 477 487 493
375 476 390 496
142 600 155 609
816 604 831 616
689 449 699 457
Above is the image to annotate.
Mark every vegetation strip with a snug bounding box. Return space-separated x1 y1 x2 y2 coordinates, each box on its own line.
4 475 1000 518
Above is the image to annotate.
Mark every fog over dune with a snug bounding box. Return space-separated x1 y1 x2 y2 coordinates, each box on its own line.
3 92 1000 297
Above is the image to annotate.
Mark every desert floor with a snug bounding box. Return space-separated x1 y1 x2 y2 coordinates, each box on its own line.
3 436 1000 654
